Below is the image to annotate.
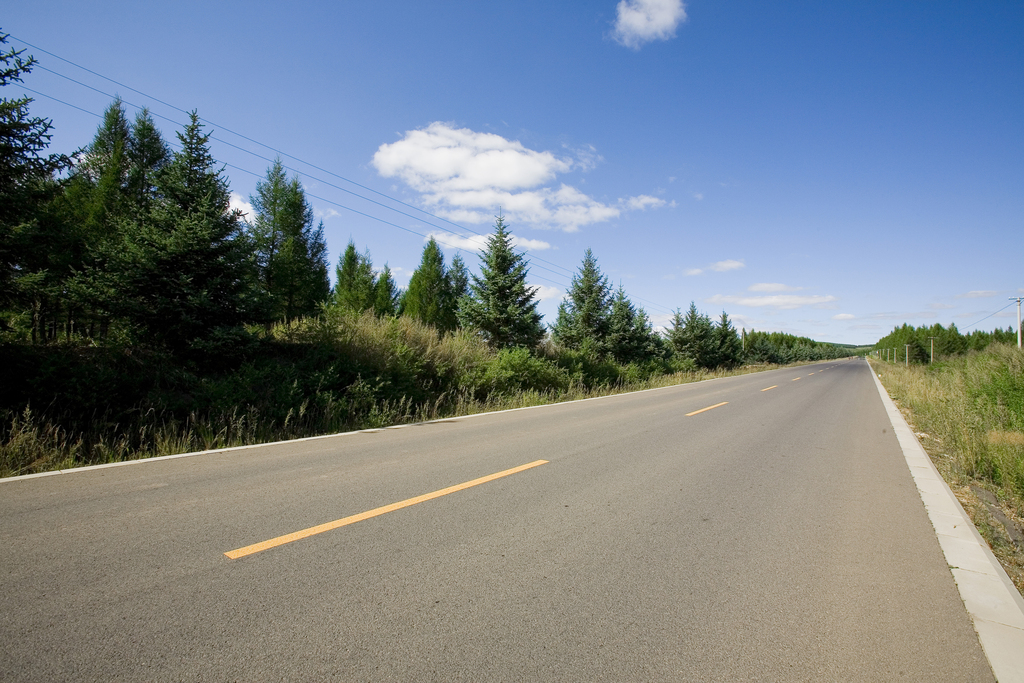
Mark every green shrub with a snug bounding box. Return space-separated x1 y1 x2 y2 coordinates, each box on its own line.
478 347 569 395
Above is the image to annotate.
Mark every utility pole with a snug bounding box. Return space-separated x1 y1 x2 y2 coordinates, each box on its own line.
928 336 937 363
1012 297 1022 349
905 344 910 367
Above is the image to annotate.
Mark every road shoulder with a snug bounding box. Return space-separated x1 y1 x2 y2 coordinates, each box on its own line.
870 363 1024 683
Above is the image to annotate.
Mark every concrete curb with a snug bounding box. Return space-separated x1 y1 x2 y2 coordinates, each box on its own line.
870 363 1024 683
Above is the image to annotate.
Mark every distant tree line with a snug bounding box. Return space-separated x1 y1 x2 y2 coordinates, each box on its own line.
874 323 1018 364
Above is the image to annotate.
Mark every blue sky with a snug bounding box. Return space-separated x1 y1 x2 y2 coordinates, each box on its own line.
6 0 1022 344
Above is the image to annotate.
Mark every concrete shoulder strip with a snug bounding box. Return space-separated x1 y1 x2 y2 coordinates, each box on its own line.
870 363 1024 683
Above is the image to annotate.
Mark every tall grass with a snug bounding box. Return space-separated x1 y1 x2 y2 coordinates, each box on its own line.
1 306 784 478
872 344 1024 500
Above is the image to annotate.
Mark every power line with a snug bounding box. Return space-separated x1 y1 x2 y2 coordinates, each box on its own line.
960 301 1014 331
25 76 580 287
13 34 584 282
13 37 680 314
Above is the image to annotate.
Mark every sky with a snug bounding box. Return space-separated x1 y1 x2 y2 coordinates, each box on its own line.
5 0 1022 344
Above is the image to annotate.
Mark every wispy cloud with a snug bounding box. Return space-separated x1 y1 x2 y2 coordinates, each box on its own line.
685 259 744 277
832 313 856 320
709 259 744 272
373 123 662 232
957 290 997 299
748 282 800 292
929 302 955 310
314 207 342 220
707 294 837 310
624 194 666 210
426 230 551 253
612 0 687 50
869 311 938 320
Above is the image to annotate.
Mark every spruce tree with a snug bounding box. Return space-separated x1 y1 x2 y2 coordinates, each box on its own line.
459 216 543 349
445 253 469 327
671 302 717 368
109 111 257 348
333 240 376 312
125 108 169 219
0 33 73 336
552 248 612 355
401 238 449 330
607 285 660 364
373 263 399 316
248 158 330 322
714 311 743 368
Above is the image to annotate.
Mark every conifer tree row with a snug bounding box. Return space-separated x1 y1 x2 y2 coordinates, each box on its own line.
1 33 848 373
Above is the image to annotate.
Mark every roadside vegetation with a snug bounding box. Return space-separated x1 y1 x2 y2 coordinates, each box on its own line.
871 343 1024 592
0 35 853 477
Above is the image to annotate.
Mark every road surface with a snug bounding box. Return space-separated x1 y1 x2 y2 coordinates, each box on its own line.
0 359 996 681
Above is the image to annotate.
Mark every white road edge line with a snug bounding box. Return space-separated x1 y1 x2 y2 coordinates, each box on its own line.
870 361 1024 683
3 370 742 484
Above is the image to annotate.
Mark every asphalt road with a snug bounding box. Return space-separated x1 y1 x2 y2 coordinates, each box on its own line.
0 359 996 681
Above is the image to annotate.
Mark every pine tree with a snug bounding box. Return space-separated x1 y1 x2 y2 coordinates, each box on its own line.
0 32 73 336
401 238 449 330
671 302 717 368
82 98 131 234
107 111 257 348
444 253 469 330
248 158 330 322
125 108 169 219
552 248 612 355
714 311 743 368
459 216 543 349
373 263 399 316
333 240 377 312
607 286 661 364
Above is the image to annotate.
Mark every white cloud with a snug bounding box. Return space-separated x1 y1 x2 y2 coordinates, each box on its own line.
426 230 551 253
709 259 745 272
314 207 342 220
929 302 955 310
692 192 703 200
624 194 666 210
530 284 563 301
749 283 801 292
957 290 997 299
612 0 687 50
707 294 838 310
833 313 856 320
684 259 744 277
373 123 656 232
229 192 254 221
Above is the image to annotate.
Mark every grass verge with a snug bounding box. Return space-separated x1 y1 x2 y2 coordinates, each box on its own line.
1 360 787 479
870 346 1024 594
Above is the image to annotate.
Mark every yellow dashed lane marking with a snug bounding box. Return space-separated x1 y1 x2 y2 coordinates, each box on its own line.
761 385 778 392
225 459 549 559
792 377 801 381
686 402 729 417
